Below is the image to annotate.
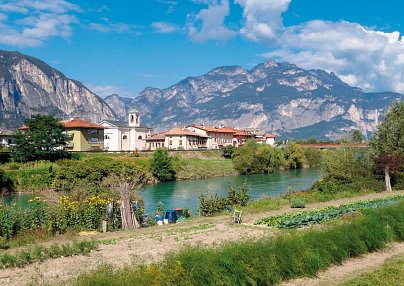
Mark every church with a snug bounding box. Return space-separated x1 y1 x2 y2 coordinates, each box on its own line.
100 109 151 151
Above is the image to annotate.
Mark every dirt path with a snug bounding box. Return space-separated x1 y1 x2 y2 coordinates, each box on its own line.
1 190 403 286
281 243 404 286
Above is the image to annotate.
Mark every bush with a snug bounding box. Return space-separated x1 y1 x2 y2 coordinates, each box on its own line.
150 148 176 181
290 198 305 208
199 183 250 216
198 193 228 216
221 145 235 159
232 140 285 174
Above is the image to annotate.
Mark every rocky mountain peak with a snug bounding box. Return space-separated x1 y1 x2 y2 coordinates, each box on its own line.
0 50 116 129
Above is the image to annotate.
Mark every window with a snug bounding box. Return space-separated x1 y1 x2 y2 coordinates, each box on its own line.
104 135 110 139
138 135 142 139
130 115 134 123
179 140 182 146
169 140 172 145
136 115 139 124
88 129 98 134
7 139 12 144
123 135 128 139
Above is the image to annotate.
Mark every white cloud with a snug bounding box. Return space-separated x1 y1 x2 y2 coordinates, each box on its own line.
88 22 136 34
151 21 177 33
186 0 236 42
235 0 291 42
0 0 79 47
235 0 404 93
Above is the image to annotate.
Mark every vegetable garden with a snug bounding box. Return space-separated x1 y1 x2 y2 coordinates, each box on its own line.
255 195 404 228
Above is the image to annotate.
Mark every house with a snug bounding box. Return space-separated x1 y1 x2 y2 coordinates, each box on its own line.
61 119 105 151
19 119 105 152
255 131 277 146
0 130 15 147
233 129 254 147
145 132 166 150
100 109 151 151
165 127 209 150
186 125 236 149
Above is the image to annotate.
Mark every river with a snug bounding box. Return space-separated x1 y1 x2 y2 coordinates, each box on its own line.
2 168 321 215
142 167 321 214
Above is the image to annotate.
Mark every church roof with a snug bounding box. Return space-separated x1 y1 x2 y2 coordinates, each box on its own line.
128 108 139 113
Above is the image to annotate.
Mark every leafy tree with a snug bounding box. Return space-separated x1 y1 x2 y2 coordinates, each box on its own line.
232 140 284 174
150 148 176 181
304 146 323 167
283 142 306 169
352 130 363 143
221 145 235 159
0 169 14 194
370 102 404 191
11 114 70 162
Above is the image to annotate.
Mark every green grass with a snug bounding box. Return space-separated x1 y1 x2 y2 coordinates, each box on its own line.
176 158 236 180
342 256 404 286
0 240 98 268
67 201 404 286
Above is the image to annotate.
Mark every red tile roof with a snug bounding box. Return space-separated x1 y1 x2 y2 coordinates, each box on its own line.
192 125 236 133
234 130 253 136
145 132 167 141
61 119 104 129
166 127 208 137
265 133 277 138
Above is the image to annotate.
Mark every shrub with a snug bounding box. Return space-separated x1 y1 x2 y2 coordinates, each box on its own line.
227 182 250 206
150 148 176 181
290 198 305 208
221 145 235 159
198 193 228 216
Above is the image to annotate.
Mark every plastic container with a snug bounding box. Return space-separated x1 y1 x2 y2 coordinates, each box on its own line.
157 220 163 226
165 210 178 223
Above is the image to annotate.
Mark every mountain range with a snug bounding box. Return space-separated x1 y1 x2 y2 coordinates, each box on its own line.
1 50 403 139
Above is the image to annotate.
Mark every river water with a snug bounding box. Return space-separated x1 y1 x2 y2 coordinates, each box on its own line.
142 167 321 214
2 168 321 215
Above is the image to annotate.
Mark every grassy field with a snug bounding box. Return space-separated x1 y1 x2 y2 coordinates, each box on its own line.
342 255 404 286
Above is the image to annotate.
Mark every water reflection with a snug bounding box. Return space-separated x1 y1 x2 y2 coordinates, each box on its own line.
142 168 321 214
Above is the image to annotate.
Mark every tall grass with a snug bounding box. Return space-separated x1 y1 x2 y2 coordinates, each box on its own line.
71 201 404 286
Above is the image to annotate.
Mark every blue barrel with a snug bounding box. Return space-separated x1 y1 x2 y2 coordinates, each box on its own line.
165 210 177 223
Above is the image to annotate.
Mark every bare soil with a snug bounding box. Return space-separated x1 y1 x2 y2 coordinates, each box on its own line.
1 190 403 286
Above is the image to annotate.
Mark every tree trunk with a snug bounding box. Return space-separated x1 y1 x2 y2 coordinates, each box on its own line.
384 166 392 192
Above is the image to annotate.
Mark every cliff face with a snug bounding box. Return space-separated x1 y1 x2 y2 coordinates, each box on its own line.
106 61 403 139
0 50 116 128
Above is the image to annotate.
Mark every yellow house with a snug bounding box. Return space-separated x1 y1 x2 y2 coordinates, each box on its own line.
61 119 104 152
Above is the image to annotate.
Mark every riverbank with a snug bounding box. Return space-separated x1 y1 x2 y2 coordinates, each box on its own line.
1 190 403 286
1 151 236 193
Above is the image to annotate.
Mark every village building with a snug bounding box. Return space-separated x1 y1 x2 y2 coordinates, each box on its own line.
164 127 209 150
100 109 151 151
254 131 277 146
186 125 236 149
233 129 254 147
0 130 14 147
61 119 105 152
145 132 166 151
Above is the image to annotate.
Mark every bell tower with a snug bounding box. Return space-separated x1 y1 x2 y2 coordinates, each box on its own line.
128 108 140 127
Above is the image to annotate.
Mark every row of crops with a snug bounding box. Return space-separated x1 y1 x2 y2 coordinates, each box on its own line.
254 195 404 229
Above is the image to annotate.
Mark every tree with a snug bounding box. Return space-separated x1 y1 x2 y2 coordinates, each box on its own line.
304 146 322 167
150 148 176 181
352 130 363 143
221 145 235 159
283 142 306 169
370 102 404 191
12 114 70 162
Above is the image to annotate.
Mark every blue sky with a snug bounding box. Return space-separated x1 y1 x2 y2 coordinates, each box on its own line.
0 0 403 97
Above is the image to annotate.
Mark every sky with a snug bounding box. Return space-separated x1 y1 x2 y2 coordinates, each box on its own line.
0 0 403 98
